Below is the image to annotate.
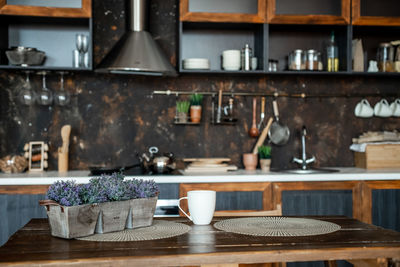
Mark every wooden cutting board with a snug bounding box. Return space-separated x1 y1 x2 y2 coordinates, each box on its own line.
183 158 231 164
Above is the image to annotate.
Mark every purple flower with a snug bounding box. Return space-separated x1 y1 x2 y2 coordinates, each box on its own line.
45 173 159 206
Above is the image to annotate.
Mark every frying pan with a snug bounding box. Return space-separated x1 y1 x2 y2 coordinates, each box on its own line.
89 163 141 176
268 99 290 145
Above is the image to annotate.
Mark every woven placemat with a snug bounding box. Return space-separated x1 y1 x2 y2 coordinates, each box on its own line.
77 220 191 242
214 217 341 237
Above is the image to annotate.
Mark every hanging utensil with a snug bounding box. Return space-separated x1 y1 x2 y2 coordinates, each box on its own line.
268 99 290 145
217 89 222 123
249 97 260 137
253 117 273 154
257 97 266 130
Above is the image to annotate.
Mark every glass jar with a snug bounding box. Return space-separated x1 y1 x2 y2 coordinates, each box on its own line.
268 59 278 72
377 43 394 72
289 49 305 70
306 49 319 71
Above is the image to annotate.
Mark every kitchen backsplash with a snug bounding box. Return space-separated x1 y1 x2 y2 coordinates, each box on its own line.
0 0 399 171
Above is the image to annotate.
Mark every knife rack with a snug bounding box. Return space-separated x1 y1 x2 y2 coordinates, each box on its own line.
23 141 48 172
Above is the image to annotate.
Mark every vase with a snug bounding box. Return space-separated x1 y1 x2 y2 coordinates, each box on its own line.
259 158 271 172
190 105 202 123
39 196 158 239
177 112 188 123
243 153 258 170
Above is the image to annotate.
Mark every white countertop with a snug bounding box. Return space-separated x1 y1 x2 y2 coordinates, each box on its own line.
0 168 399 185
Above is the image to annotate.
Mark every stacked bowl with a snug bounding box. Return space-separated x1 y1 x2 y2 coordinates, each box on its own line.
222 50 241 71
182 58 210 70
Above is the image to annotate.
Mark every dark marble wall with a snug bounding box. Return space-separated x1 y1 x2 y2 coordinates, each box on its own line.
0 0 399 171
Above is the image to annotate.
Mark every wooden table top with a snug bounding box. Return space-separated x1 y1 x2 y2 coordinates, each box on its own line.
0 216 400 266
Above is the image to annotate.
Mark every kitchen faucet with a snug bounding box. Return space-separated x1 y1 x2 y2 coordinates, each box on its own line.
293 126 315 170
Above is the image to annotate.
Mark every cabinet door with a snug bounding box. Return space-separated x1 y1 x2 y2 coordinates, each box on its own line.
0 0 91 18
352 0 400 26
267 0 350 25
180 0 266 23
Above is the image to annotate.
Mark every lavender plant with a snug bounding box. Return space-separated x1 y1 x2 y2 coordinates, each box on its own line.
46 173 159 206
46 180 82 206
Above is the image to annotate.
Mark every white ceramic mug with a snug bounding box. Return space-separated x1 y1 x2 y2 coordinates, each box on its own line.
390 98 400 117
354 99 374 118
374 99 392 117
178 190 216 225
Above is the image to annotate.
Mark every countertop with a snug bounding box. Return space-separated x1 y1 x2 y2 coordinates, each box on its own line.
0 168 400 185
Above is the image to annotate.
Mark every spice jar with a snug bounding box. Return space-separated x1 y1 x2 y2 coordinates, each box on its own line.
289 49 305 70
377 43 394 72
306 49 319 71
268 59 278 72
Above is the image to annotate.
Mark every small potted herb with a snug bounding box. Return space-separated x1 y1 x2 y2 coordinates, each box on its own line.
258 145 272 172
176 100 190 123
40 173 159 239
189 93 203 123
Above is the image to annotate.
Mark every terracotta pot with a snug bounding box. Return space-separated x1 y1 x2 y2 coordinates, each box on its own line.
177 112 188 123
190 105 202 123
259 158 271 172
242 153 258 170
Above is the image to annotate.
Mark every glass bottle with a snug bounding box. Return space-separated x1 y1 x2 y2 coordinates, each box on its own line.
326 31 339 72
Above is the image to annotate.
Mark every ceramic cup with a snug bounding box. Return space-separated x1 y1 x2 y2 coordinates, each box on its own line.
374 99 392 117
390 98 400 117
243 153 258 170
251 57 258 70
178 190 216 225
354 99 374 118
222 50 241 71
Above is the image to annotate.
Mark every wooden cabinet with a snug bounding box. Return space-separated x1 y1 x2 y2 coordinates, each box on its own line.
0 0 92 71
352 0 400 26
267 0 350 25
179 0 400 75
180 0 266 23
0 0 91 18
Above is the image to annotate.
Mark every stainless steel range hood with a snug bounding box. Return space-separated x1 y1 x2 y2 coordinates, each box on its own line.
96 0 177 76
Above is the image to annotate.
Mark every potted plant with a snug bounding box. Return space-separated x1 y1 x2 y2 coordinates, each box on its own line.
258 145 272 172
189 93 203 123
176 100 190 123
39 173 159 239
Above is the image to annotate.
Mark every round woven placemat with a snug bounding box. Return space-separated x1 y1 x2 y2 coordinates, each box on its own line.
77 220 191 242
214 217 341 237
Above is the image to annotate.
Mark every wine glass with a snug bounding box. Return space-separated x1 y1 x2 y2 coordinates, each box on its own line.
18 71 36 106
54 72 70 106
36 72 53 106
81 35 89 68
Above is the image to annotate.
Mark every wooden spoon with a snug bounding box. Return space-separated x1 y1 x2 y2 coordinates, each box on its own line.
249 97 259 137
61 125 71 153
252 117 273 154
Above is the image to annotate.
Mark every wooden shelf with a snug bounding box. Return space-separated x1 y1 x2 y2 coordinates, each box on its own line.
352 0 400 26
0 0 91 18
267 0 350 25
180 0 266 23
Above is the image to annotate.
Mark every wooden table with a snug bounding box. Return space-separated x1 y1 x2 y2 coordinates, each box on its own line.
0 217 399 267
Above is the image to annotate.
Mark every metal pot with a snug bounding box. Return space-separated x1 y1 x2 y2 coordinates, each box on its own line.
139 147 176 174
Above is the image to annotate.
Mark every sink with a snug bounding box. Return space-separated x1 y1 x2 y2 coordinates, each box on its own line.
282 168 339 174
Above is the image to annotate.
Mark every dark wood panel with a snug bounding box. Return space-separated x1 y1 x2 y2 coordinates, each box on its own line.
372 189 400 232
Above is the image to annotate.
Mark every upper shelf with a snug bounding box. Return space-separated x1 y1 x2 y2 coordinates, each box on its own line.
180 0 351 25
0 0 91 18
180 0 266 23
352 0 400 26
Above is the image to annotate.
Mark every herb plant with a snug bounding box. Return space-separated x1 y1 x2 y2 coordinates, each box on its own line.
176 101 190 113
46 173 159 206
190 93 203 106
258 145 272 159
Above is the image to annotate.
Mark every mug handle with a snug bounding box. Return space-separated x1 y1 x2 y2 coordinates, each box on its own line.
178 197 192 221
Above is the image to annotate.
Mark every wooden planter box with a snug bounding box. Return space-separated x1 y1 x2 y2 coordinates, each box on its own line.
354 144 400 169
39 196 158 239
